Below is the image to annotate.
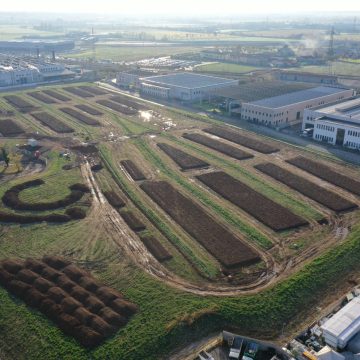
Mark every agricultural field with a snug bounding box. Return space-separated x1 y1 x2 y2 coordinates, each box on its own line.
195 62 262 74
0 82 360 360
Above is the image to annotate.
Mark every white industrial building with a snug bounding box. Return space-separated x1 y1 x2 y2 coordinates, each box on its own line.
240 86 354 127
303 97 360 150
116 69 157 89
321 297 360 349
0 54 74 87
140 72 238 101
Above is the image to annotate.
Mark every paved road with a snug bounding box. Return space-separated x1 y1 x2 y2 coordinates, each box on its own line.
99 82 360 166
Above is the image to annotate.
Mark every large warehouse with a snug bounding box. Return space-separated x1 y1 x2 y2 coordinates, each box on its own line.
140 72 238 101
302 97 360 150
240 86 354 127
321 297 360 349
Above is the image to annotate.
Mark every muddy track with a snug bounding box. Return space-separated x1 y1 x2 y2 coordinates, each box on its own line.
82 161 355 296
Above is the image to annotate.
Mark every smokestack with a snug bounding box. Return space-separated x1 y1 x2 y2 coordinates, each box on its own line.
52 50 55 62
36 48 40 58
91 27 94 35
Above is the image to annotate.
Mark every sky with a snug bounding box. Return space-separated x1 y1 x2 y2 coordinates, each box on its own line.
1 0 360 15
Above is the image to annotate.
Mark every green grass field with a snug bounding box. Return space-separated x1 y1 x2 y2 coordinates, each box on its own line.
294 61 360 76
68 45 201 62
195 62 262 74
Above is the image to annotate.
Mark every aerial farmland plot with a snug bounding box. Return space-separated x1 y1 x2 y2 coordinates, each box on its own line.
0 83 360 360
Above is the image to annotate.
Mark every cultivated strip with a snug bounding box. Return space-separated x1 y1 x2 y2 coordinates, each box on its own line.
197 171 308 231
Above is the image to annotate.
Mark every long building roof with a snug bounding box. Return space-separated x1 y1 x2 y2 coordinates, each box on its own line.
142 72 237 89
321 298 360 346
312 97 360 121
249 86 351 109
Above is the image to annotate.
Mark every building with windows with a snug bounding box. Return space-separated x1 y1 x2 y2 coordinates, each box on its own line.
140 72 238 101
240 86 354 127
116 69 157 89
303 97 360 150
0 54 75 87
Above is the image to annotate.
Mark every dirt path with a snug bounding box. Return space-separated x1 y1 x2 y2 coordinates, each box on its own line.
81 161 357 296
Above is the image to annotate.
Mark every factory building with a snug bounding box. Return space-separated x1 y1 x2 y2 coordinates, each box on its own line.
116 69 157 89
321 297 360 350
275 70 338 85
140 72 238 101
0 55 75 87
240 86 354 127
0 40 74 54
303 97 360 150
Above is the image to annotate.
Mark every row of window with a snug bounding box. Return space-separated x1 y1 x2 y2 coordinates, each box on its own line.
345 141 360 149
348 130 360 137
315 134 333 142
316 124 335 132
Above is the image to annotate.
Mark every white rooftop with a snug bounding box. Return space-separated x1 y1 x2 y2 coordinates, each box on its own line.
321 298 360 348
142 72 237 89
249 86 351 109
313 97 360 121
316 346 345 360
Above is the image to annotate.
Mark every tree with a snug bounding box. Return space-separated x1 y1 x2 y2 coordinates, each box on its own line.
1 148 9 168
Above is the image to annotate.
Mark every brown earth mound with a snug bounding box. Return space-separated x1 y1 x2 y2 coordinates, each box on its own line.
0 257 137 348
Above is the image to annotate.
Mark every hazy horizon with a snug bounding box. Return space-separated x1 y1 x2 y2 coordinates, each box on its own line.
1 0 360 16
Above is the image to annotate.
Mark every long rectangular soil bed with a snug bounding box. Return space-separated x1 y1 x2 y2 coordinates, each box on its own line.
110 96 148 110
157 143 209 170
139 234 172 262
31 112 74 133
4 95 36 112
42 90 70 102
204 126 279 154
255 163 358 212
96 100 137 115
120 160 146 181
140 181 260 268
0 119 24 136
120 211 146 231
75 104 103 116
60 107 100 126
197 171 308 231
28 92 57 104
286 156 360 196
63 87 94 98
183 132 253 160
78 86 108 96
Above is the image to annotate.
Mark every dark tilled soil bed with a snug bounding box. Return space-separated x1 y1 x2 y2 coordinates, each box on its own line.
183 132 254 160
0 119 24 136
157 142 209 170
31 112 74 133
139 234 172 262
120 160 146 181
204 126 279 154
42 90 70 102
75 104 103 116
287 156 360 196
140 180 260 268
60 107 100 126
27 92 57 104
197 171 308 231
255 163 358 212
